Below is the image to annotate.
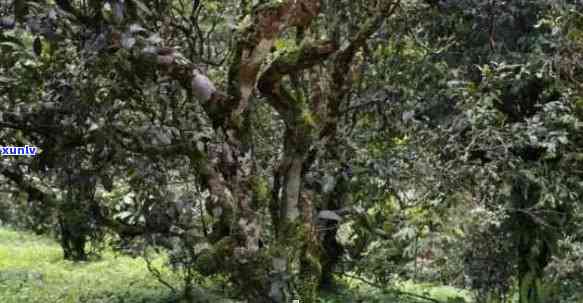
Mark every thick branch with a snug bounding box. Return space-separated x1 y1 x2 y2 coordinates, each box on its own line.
258 40 336 120
0 167 163 238
1 168 53 206
227 0 321 126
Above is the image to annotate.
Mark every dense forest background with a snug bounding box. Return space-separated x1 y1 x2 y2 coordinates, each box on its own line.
1 0 582 302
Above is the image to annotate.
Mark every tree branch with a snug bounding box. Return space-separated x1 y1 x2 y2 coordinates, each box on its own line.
258 40 337 121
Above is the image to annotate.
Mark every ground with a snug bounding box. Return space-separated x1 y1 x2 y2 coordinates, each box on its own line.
0 226 470 303
0 227 175 303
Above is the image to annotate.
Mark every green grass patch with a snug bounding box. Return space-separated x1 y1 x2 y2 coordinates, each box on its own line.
318 275 472 303
0 227 177 303
0 227 475 303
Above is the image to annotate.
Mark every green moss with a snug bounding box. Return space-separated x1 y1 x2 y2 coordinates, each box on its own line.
195 237 237 276
251 176 270 209
300 110 317 128
298 232 322 303
278 220 302 243
196 249 219 276
284 46 303 65
302 251 322 276
227 41 244 101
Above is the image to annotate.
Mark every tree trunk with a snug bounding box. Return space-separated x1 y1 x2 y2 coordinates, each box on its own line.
59 171 96 262
59 214 88 261
94 1 398 301
319 171 349 290
270 132 319 303
512 173 552 303
517 234 551 303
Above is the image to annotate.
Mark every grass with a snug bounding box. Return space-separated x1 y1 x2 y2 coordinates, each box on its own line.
0 226 473 303
396 281 472 303
318 274 471 303
0 227 177 303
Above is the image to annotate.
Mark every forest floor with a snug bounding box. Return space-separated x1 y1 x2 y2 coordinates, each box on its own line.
0 227 470 303
0 227 180 303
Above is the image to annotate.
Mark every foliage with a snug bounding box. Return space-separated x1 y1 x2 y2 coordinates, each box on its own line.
0 0 582 302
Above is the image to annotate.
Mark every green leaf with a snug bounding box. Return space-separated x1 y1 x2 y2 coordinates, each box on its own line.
114 211 133 220
0 41 24 50
132 0 152 16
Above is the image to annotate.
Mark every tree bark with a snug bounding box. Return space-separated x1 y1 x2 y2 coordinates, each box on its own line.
33 0 401 300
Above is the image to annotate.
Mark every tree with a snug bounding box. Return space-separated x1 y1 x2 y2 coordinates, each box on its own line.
1 0 400 301
399 1 583 302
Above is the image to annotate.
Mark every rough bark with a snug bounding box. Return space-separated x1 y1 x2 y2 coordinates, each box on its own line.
167 2 324 301
254 2 400 301
34 0 401 300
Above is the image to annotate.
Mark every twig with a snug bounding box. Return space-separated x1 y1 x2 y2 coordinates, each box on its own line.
143 253 177 294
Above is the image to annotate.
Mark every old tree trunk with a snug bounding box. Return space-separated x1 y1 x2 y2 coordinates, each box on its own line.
126 1 400 301
143 1 399 302
5 0 399 302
